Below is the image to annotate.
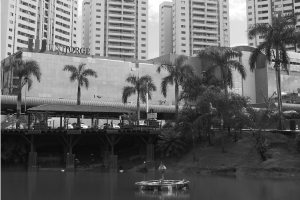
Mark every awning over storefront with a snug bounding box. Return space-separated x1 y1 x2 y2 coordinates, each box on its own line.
26 104 134 118
1 95 176 114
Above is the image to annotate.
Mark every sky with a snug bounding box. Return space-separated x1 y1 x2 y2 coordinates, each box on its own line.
77 0 248 59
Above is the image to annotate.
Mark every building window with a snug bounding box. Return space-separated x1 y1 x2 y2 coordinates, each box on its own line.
142 20 146 22
10 5 14 8
181 37 186 40
95 47 100 50
142 14 146 16
181 43 186 46
181 7 185 10
142 26 146 28
96 41 100 43
248 18 252 21
9 20 13 24
8 36 12 39
181 19 185 22
181 13 185 16
142 38 146 41
96 3 101 6
8 44 12 47
96 35 100 37
142 56 146 59
96 53 100 56
8 52 11 55
96 22 101 24
142 50 146 53
182 50 186 53
248 6 252 9
142 32 146 34
10 12 14 16
142 7 146 10
142 44 146 47
9 28 12 32
181 1 185 4
96 16 101 18
181 25 185 28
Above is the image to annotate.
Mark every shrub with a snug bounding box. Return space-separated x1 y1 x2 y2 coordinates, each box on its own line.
156 129 186 157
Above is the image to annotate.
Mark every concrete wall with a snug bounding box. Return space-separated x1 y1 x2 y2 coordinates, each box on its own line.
2 51 175 106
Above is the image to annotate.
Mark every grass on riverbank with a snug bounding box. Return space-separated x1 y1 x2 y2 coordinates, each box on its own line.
159 131 300 177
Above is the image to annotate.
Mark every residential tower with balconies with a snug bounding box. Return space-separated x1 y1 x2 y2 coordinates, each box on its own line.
82 0 148 60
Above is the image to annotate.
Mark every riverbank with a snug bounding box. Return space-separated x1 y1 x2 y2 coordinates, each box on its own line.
159 131 300 178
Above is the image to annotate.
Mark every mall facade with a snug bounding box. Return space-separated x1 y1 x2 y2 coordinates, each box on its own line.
1 46 300 117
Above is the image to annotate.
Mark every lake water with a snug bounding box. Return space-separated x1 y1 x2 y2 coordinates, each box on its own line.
2 171 300 200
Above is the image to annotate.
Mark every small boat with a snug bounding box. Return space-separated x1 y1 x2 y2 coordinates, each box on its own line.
135 179 189 191
135 162 189 191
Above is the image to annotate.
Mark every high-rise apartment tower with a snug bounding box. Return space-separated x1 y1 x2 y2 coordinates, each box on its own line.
246 0 300 52
1 0 79 60
82 0 148 60
159 0 230 56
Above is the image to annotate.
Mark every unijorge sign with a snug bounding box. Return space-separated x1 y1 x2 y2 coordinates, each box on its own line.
28 38 90 55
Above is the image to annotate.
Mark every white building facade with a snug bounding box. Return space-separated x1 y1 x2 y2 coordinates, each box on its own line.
81 0 148 60
246 0 300 52
159 0 230 56
1 0 79 60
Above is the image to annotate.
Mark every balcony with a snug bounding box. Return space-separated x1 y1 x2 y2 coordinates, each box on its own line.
109 18 122 23
108 24 135 30
123 1 135 5
192 9 205 14
109 0 122 5
108 11 122 17
108 30 135 36
108 43 135 49
192 3 205 8
123 6 135 11
109 6 122 11
108 37 135 43
121 19 135 24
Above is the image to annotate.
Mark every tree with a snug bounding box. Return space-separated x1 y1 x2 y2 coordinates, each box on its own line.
197 46 246 96
122 74 156 124
247 13 300 130
3 58 41 128
157 55 195 124
63 63 98 127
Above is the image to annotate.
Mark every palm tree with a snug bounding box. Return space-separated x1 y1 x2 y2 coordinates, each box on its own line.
197 46 246 96
157 55 195 124
3 58 41 128
247 13 300 130
197 47 246 153
63 63 98 127
122 74 156 125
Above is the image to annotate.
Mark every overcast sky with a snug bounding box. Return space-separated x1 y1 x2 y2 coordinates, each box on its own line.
77 0 248 59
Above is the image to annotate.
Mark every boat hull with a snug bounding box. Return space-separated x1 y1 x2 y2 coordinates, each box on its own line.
135 180 189 191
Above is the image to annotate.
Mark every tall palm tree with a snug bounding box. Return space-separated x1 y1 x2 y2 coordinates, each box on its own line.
197 46 246 96
122 74 156 125
63 63 98 127
247 13 300 130
197 47 246 153
3 58 41 128
157 55 195 124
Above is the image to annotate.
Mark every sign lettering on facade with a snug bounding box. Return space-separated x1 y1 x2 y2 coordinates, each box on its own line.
28 38 90 55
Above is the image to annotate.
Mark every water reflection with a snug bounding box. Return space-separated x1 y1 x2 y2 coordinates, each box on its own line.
27 171 36 200
2 171 300 200
135 190 190 200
